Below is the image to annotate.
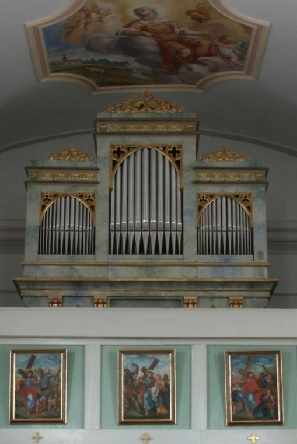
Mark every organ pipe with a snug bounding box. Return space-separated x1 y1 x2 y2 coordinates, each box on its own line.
39 196 95 255
197 196 253 255
109 147 183 255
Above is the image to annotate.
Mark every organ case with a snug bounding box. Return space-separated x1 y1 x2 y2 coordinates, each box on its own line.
14 92 277 308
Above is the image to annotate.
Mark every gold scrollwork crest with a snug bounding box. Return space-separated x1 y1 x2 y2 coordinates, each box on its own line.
200 146 249 162
106 90 186 113
45 145 95 161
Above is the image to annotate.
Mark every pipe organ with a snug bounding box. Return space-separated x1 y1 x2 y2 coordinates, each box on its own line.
14 92 278 309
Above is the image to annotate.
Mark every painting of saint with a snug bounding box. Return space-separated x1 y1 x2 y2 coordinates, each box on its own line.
10 349 67 423
225 351 283 425
118 349 175 424
27 0 267 91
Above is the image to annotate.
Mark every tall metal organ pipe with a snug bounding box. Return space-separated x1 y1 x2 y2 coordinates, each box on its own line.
39 196 95 255
109 148 183 255
197 197 253 255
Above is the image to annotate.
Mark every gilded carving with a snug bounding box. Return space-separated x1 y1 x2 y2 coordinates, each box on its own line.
93 297 108 308
46 145 94 161
196 172 255 182
27 170 39 181
255 172 265 181
106 91 186 113
41 172 97 182
97 122 195 133
197 193 252 220
228 297 244 308
40 192 96 220
183 297 198 308
48 296 63 307
110 144 182 188
200 146 249 162
28 170 98 182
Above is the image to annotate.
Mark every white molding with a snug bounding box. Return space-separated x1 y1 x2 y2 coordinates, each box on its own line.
0 308 297 339
0 428 296 444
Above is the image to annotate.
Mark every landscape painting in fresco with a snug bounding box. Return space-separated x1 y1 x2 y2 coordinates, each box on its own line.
39 0 255 89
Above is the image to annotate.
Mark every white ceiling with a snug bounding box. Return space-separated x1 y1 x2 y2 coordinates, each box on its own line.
1 0 297 156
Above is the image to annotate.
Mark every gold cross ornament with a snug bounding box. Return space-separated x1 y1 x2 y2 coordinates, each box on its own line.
248 432 260 443
140 432 152 444
32 432 43 443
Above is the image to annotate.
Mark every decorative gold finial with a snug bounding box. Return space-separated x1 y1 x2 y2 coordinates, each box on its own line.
32 432 43 443
200 146 250 162
140 433 153 444
106 91 186 113
46 145 94 161
248 432 260 443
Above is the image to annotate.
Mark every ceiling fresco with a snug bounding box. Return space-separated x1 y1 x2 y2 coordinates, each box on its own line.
26 0 270 93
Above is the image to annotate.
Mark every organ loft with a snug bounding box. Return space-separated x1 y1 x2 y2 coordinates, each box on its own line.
14 91 278 308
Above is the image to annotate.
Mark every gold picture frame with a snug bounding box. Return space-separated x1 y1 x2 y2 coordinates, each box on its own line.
118 349 176 424
225 350 283 425
10 349 68 423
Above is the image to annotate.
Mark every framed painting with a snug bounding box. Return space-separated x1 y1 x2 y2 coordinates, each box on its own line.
10 349 68 423
118 349 176 424
225 350 283 425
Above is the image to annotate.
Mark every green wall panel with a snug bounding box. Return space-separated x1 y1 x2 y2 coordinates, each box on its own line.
0 344 85 428
101 345 191 429
207 345 297 429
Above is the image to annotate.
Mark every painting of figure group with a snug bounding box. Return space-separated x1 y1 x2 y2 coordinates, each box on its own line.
119 350 175 423
11 349 67 423
29 0 267 90
226 351 283 425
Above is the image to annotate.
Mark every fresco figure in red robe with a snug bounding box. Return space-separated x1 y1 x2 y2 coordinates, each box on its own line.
118 6 216 73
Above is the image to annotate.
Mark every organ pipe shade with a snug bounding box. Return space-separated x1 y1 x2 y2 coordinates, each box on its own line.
197 196 253 255
109 147 183 255
38 195 95 255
